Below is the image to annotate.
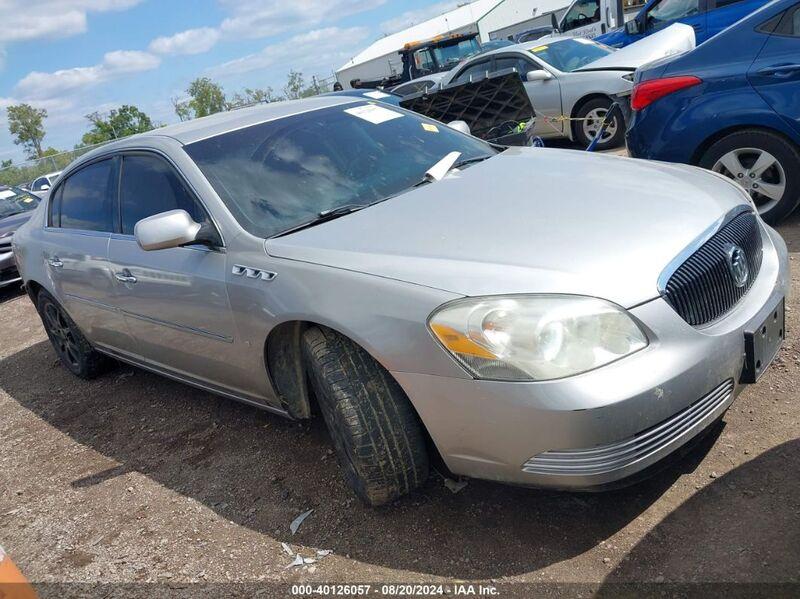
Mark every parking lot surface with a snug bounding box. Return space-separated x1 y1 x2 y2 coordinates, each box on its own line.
0 212 798 597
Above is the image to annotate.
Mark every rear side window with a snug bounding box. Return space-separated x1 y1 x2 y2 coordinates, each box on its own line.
453 60 492 84
119 154 210 235
493 56 535 78
57 159 115 232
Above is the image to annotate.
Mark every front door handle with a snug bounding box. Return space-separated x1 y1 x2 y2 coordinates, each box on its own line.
114 270 137 284
48 257 63 268
757 63 800 77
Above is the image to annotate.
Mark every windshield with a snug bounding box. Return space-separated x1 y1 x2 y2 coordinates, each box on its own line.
0 187 40 219
430 38 482 70
528 38 613 72
648 0 699 25
184 102 496 239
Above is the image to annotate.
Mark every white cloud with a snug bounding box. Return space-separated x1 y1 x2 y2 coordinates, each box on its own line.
149 27 221 56
208 26 370 77
14 50 160 100
0 0 143 43
379 1 461 34
219 0 386 39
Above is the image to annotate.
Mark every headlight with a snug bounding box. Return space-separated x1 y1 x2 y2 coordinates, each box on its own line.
428 295 648 381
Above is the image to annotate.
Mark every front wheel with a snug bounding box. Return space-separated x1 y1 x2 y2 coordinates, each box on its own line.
573 97 625 150
302 326 429 506
699 129 800 224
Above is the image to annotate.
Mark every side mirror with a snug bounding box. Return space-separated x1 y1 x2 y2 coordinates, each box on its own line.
135 209 202 251
526 69 553 82
448 120 471 135
625 19 641 35
40 184 50 191
550 12 560 33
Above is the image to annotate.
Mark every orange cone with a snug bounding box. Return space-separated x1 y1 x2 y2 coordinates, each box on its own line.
0 546 37 599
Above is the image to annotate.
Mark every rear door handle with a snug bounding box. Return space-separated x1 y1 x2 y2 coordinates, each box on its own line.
114 270 137 284
757 63 800 77
48 257 63 268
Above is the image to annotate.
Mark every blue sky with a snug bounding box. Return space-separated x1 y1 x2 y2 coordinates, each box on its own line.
0 0 461 162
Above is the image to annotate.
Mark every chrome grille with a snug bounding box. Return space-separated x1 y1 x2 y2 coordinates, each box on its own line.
663 212 762 326
522 379 734 477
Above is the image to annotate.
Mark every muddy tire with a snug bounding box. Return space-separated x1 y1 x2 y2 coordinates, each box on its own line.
302 326 429 506
37 290 110 380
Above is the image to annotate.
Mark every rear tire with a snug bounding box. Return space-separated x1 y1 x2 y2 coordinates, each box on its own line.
573 97 625 150
302 326 429 506
36 290 110 380
699 129 800 224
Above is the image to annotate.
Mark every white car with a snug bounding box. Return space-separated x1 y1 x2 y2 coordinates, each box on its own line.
29 171 61 193
436 25 695 149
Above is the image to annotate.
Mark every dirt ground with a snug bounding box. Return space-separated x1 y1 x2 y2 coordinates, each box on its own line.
0 211 798 598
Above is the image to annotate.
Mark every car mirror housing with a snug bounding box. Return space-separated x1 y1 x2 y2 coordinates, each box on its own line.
526 70 553 82
40 184 50 191
448 120 472 135
625 19 641 35
134 209 202 251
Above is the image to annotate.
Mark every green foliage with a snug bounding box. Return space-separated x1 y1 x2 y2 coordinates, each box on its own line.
6 104 47 159
173 77 228 121
227 87 282 109
82 105 156 145
283 70 328 100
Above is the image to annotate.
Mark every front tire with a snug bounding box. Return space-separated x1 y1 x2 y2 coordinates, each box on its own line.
37 290 110 379
302 326 429 506
699 129 800 224
573 97 625 150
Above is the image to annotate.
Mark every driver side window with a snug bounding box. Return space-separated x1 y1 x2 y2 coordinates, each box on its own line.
562 0 601 30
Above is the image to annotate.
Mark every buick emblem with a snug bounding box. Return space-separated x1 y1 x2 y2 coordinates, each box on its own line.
724 243 749 288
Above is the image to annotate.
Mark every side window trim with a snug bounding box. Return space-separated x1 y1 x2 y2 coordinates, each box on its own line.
118 150 225 248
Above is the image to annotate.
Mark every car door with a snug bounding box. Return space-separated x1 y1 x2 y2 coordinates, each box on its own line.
560 0 605 38
642 0 709 41
42 157 135 352
497 52 564 137
748 4 800 137
106 152 241 392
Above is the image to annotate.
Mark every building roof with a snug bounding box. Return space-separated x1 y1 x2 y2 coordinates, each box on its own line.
338 0 505 72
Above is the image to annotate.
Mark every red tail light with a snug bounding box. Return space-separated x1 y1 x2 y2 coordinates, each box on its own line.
631 76 702 111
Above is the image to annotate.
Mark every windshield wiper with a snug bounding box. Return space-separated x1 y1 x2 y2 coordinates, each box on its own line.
452 155 494 170
273 204 367 238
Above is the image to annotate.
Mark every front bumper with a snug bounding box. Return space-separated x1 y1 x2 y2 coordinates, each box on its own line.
394 223 789 489
0 247 20 289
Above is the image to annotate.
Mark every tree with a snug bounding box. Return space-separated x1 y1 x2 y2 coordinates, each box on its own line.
283 71 329 100
1 159 12 169
228 87 281 109
6 104 47 159
82 105 156 145
173 77 227 121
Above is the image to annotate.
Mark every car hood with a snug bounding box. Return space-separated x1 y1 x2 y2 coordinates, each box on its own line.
578 23 696 71
0 212 34 237
266 148 751 308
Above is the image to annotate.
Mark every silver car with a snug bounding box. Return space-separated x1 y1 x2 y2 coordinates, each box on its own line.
13 97 788 506
437 26 695 149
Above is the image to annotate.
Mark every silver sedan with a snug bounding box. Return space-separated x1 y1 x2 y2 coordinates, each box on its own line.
13 97 788 505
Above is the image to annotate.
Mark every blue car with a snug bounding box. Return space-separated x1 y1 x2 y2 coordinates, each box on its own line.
597 0 770 48
627 0 800 223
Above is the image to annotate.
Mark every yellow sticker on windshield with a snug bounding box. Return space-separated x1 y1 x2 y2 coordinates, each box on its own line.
530 45 549 53
422 123 439 133
23 197 34 203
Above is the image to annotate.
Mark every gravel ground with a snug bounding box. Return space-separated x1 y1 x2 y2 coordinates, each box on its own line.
0 211 798 598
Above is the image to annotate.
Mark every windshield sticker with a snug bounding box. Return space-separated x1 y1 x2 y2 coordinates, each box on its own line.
344 104 404 125
363 90 391 99
23 196 34 203
530 45 548 53
0 190 15 200
421 123 439 133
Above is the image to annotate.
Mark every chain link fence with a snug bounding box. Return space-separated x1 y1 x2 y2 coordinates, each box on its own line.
0 141 112 188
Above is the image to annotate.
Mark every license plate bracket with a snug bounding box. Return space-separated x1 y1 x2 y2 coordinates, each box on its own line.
741 297 785 384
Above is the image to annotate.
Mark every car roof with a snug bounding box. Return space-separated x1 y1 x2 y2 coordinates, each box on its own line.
81 96 360 155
